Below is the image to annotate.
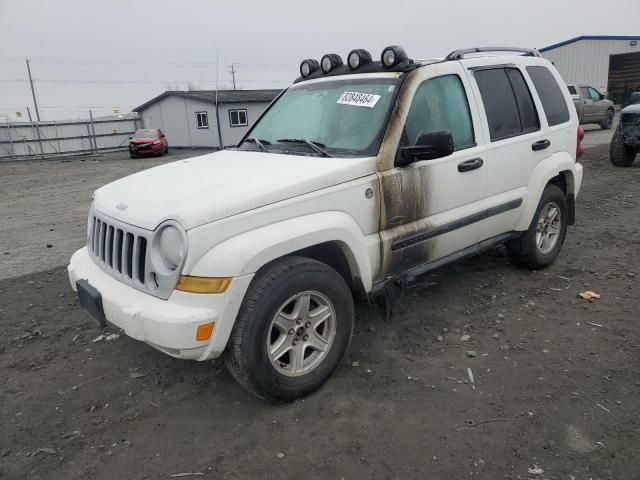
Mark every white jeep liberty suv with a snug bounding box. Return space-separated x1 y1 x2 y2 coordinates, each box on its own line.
68 46 584 400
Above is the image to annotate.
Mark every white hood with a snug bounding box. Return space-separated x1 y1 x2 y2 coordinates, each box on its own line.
93 149 377 230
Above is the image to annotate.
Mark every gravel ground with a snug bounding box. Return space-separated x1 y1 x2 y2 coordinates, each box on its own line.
1 144 639 480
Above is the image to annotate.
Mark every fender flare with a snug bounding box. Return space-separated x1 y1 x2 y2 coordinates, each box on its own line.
515 152 576 231
188 211 375 291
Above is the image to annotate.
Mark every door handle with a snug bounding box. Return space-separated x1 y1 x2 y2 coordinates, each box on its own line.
457 158 483 172
532 139 551 151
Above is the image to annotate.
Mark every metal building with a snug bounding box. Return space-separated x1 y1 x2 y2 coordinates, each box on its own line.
539 35 640 93
133 89 281 149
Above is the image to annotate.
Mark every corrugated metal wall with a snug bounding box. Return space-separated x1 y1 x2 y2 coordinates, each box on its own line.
541 39 640 91
0 116 141 159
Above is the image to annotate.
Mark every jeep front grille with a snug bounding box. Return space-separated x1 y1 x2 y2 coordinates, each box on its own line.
86 209 183 300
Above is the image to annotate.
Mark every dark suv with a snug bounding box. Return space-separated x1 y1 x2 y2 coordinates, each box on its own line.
610 104 640 167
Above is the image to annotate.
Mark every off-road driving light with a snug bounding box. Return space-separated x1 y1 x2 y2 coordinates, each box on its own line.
347 49 372 70
158 225 185 270
300 59 320 78
176 276 232 294
321 54 343 74
381 45 408 68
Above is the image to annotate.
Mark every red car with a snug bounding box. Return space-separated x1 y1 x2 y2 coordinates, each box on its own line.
128 129 168 158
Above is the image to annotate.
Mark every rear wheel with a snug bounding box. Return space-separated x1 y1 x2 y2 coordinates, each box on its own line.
506 184 568 269
609 127 636 167
225 256 354 401
600 109 614 129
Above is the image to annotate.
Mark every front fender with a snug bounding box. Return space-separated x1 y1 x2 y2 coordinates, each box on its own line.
188 211 375 291
515 152 580 231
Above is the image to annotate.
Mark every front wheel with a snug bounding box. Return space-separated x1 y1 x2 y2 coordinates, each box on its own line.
225 256 354 401
506 184 568 269
600 109 614 129
609 127 636 167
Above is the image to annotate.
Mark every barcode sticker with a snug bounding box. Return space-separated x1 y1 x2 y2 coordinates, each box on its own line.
337 91 381 108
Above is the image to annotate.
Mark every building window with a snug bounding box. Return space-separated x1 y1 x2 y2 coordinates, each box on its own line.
229 109 248 127
195 111 209 129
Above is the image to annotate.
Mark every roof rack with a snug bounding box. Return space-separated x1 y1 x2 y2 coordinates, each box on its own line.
445 47 540 61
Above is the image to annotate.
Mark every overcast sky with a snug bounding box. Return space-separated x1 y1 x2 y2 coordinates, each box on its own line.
1 0 639 120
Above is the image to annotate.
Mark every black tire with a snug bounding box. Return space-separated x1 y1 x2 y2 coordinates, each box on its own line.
225 256 354 401
164 147 169 154
609 127 636 167
129 153 136 159
600 109 614 129
506 184 568 269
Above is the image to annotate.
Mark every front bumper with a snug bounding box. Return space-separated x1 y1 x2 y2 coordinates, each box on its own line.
129 143 164 155
68 247 253 361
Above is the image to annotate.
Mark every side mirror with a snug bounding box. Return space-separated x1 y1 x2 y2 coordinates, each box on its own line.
128 136 133 140
398 130 454 166
160 134 165 138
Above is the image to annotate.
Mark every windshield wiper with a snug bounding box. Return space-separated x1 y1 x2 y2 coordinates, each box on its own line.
276 138 333 158
244 137 270 152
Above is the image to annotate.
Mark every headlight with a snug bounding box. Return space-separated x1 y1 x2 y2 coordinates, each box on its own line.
157 225 185 270
300 59 320 78
153 140 161 145
347 49 372 70
320 53 343 74
381 45 408 68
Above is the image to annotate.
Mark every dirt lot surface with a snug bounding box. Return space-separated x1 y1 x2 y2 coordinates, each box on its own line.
0 149 208 280
1 144 639 480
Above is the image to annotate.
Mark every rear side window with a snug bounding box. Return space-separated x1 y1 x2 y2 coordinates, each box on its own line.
474 68 539 141
527 67 571 126
567 85 577 95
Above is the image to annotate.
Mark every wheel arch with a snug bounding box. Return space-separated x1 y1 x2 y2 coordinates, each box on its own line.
515 152 578 231
187 211 375 294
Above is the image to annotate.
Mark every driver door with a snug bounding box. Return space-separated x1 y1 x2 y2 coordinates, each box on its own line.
379 63 488 277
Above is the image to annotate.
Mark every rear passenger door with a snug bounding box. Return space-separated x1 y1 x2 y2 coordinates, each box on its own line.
579 86 596 121
465 65 546 239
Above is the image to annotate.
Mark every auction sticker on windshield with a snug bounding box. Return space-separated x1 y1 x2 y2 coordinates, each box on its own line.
337 91 381 108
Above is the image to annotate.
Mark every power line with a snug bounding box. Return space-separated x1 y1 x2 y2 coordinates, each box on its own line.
0 78 288 84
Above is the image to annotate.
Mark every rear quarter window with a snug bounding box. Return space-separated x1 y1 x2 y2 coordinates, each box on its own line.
567 85 577 95
526 66 571 126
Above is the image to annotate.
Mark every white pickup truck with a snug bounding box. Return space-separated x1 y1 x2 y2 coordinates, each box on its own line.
69 46 584 400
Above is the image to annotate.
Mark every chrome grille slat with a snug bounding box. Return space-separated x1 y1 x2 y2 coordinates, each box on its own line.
132 236 140 282
98 221 106 261
87 211 150 290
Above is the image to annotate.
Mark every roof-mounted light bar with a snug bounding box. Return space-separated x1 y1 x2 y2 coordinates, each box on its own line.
381 45 408 68
300 59 320 78
347 49 372 70
321 53 343 74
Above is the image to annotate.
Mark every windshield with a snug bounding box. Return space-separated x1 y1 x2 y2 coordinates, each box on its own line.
240 77 400 157
133 130 158 138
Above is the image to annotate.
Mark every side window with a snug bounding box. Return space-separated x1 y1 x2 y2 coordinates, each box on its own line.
229 109 248 127
579 87 590 100
526 66 571 126
588 87 602 101
505 69 539 133
474 68 539 141
567 85 577 95
404 74 475 150
195 111 209 129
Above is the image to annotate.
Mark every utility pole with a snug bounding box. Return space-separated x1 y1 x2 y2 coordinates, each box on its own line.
229 63 238 90
25 58 41 121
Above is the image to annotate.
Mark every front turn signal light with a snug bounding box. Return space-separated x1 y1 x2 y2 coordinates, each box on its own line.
196 322 215 341
176 275 231 294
